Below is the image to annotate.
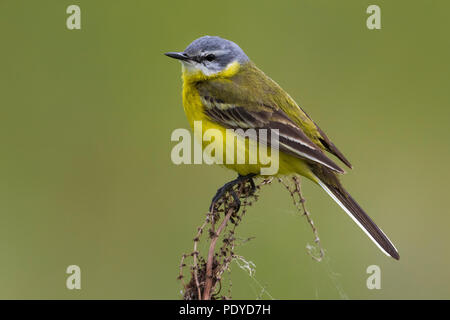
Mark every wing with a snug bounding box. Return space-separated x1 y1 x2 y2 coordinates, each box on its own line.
196 63 352 170
296 109 352 169
196 72 346 173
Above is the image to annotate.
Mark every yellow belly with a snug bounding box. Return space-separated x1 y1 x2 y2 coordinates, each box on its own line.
181 81 317 182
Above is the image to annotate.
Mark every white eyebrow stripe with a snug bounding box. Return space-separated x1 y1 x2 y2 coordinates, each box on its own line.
205 49 228 56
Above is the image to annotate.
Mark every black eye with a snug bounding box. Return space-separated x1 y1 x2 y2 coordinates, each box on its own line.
204 54 215 62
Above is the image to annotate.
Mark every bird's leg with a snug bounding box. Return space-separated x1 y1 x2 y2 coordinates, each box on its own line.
210 173 257 212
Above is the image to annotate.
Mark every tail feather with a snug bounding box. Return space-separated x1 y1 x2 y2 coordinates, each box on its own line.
312 167 399 260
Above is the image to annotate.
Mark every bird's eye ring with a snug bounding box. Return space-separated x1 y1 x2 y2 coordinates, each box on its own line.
204 54 215 62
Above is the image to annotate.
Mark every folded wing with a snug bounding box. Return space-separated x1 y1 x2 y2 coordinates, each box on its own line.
199 91 345 174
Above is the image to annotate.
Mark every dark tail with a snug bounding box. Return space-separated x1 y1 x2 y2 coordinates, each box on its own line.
312 166 400 260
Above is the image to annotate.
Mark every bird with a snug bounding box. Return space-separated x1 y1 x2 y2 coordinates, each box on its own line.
165 36 399 260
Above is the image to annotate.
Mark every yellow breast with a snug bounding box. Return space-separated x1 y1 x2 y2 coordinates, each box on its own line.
181 61 240 131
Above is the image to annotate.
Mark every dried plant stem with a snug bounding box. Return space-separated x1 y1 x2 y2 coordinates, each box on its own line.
179 178 272 300
203 206 235 300
192 216 209 299
279 176 324 261
177 175 324 300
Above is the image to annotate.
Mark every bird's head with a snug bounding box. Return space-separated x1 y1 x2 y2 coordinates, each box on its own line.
165 36 249 79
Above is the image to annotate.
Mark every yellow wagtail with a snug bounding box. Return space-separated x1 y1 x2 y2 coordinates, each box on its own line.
165 36 399 260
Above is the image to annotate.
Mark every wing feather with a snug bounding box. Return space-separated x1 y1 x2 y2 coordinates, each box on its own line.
201 94 345 173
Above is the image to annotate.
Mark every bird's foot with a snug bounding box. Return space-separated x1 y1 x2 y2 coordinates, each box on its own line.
209 174 257 212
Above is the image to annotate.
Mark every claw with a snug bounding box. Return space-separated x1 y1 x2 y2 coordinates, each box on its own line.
209 174 256 212
248 177 256 195
230 190 241 211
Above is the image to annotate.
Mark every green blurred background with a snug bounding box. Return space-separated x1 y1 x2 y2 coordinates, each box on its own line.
1 0 449 299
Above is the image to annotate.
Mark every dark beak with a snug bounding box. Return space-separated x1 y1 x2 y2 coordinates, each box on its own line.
164 52 190 61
